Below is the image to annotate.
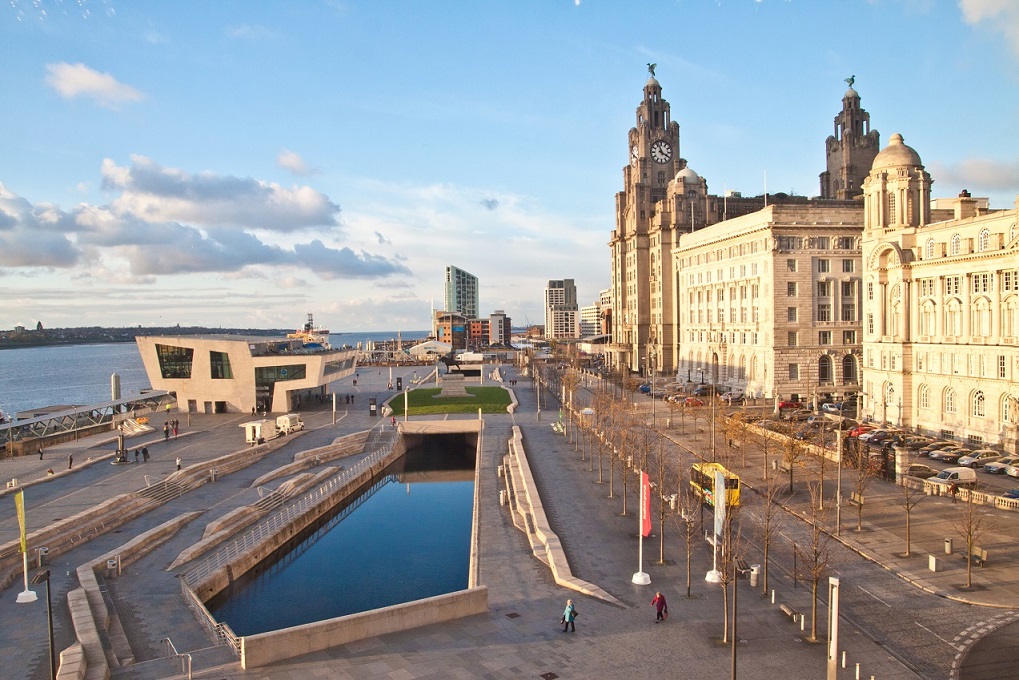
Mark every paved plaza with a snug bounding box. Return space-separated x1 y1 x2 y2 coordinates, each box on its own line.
0 367 1016 679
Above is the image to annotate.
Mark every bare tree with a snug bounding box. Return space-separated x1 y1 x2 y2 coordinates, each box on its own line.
953 489 997 588
850 448 879 531
677 481 698 598
716 502 744 644
795 483 835 642
759 474 785 596
897 476 927 557
561 369 580 446
651 433 674 564
782 436 806 494
722 411 750 468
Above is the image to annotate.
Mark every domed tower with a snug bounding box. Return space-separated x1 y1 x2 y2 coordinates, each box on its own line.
820 81 881 199
861 133 932 232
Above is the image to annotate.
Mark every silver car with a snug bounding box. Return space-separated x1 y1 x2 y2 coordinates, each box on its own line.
957 450 1002 468
982 456 1019 474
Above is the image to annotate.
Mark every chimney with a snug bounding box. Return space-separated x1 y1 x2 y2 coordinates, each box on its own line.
955 189 977 220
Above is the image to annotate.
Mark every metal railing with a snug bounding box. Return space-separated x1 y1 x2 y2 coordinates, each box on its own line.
160 637 192 679
183 434 398 589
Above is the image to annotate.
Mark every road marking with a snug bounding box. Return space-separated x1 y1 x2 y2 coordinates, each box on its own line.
857 585 892 607
915 622 962 650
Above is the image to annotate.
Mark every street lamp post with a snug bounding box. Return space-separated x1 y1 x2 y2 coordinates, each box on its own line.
28 569 55 680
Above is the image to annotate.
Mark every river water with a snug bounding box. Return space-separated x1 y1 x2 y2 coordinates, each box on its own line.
0 331 428 419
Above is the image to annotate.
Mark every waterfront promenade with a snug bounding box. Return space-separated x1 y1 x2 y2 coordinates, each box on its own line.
0 366 1008 678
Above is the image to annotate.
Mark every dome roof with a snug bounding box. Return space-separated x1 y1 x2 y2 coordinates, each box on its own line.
872 133 922 170
844 86 859 99
676 167 700 183
645 75 660 88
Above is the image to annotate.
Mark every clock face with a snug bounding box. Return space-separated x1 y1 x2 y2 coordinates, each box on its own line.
650 140 672 164
630 145 639 167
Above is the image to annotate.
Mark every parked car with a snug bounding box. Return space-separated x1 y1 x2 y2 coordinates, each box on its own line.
984 456 1019 474
1002 488 1019 500
693 385 718 397
784 409 814 422
907 463 938 479
899 436 935 451
957 450 1002 469
848 424 875 438
858 428 892 444
1006 464 1019 479
778 400 804 410
917 441 956 457
820 402 849 414
638 383 652 394
684 397 704 407
929 447 968 463
927 467 978 488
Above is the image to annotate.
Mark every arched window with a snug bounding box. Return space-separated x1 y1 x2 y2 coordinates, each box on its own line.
1005 297 1019 338
925 238 936 259
945 388 957 414
971 298 991 337
972 391 986 418
918 384 931 409
818 355 832 383
842 354 857 383
945 300 962 337
950 234 961 256
739 355 747 381
978 229 990 252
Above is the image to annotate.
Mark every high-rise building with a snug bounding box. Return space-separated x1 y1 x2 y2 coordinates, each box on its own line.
444 265 479 320
545 279 579 340
489 310 512 346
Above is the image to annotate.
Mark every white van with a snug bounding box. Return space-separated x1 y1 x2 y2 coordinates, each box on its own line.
276 413 304 435
926 467 977 488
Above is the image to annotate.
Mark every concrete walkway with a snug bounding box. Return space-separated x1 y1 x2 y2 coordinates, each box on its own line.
0 367 929 680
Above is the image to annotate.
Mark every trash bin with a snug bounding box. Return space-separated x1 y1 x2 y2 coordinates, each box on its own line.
750 564 761 588
36 547 49 568
107 558 119 578
944 538 953 555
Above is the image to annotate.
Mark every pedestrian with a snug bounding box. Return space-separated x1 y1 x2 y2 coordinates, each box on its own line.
251 406 256 416
163 422 169 441
561 599 577 632
134 449 139 463
68 454 73 470
172 420 179 439
949 482 958 503
39 448 44 461
391 415 397 427
175 457 182 471
142 447 149 462
651 591 668 623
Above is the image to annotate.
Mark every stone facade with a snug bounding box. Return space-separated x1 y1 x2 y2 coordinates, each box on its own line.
820 86 881 200
861 133 1019 448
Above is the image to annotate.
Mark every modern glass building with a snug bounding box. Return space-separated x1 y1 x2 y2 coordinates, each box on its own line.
444 265 479 321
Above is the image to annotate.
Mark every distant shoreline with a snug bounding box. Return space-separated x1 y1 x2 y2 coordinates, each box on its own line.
0 327 292 351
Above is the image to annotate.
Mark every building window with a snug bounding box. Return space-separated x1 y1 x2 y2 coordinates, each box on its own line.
945 388 957 414
788 331 798 347
925 239 935 259
920 278 935 297
787 307 798 322
818 303 831 322
945 276 961 295
819 355 832 382
1004 270 1018 292
946 300 962 336
817 281 832 297
788 364 799 380
837 236 854 250
867 314 874 335
842 354 857 382
978 229 990 252
819 331 832 345
973 391 986 418
788 282 797 296
841 303 856 321
972 273 991 294
210 351 233 379
950 234 961 256
787 258 797 271
156 344 194 379
867 282 874 300
843 330 856 344
1000 355 1007 379
818 259 831 273
888 193 896 221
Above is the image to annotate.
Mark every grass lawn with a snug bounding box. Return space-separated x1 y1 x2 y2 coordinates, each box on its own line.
387 386 512 416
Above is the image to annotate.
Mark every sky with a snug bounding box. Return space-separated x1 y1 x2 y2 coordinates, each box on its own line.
1 0 1018 333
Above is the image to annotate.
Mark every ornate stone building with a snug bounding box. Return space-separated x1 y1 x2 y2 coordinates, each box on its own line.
860 133 1019 449
819 83 881 200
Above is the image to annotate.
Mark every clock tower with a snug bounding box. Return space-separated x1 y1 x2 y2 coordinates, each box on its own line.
610 71 684 375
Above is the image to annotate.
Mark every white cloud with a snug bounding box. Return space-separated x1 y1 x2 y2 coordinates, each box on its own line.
44 62 144 109
227 23 275 40
959 0 1019 55
277 149 315 175
101 156 340 232
929 157 1019 191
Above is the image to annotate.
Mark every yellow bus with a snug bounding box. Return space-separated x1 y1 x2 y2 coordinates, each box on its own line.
690 462 740 508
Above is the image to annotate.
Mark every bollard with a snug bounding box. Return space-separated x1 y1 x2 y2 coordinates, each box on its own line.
498 465 504 478
800 614 805 632
842 651 846 668
499 490 506 506
144 475 151 488
36 547 49 568
944 538 953 555
855 663 860 680
771 589 776 604
210 469 217 483
107 558 119 578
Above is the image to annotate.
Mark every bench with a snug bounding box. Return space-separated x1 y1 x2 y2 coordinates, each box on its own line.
850 492 865 506
967 546 989 567
779 603 800 620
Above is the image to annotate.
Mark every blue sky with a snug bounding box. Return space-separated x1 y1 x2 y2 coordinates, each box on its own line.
1 0 1017 333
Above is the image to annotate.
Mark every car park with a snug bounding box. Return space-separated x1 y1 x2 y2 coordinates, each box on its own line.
859 428 895 444
1002 488 1019 500
917 441 956 457
784 409 814 422
778 400 804 410
984 456 1019 474
848 424 874 438
929 447 968 463
957 450 1002 468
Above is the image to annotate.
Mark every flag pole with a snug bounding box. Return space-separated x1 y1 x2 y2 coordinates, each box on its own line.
15 491 37 604
632 470 651 585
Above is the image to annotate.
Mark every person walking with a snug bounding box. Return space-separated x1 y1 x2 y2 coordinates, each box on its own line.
561 599 577 632
651 591 668 623
142 447 149 462
134 449 139 463
163 422 169 441
39 448 44 461
175 456 182 471
67 454 73 470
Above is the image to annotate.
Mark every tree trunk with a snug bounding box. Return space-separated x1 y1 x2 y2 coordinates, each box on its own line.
722 581 730 643
762 541 770 595
905 507 911 557
810 578 819 642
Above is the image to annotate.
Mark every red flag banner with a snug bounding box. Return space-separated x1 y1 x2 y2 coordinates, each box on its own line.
640 471 651 537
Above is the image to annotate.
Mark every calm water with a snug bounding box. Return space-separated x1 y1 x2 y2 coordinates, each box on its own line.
209 472 474 635
0 331 428 418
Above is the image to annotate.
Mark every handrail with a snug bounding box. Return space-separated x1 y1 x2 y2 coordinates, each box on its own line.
160 637 192 679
